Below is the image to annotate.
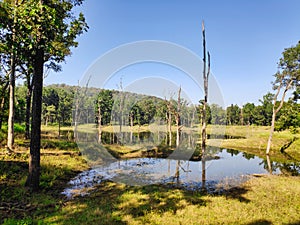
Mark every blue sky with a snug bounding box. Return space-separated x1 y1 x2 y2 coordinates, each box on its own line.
44 0 300 106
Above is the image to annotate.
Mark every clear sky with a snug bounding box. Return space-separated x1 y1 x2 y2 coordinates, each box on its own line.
44 0 300 106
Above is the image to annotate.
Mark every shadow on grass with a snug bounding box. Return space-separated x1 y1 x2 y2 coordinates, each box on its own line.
0 158 81 224
47 180 252 225
245 219 273 225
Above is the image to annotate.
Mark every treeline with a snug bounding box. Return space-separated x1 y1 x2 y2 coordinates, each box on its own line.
2 83 299 131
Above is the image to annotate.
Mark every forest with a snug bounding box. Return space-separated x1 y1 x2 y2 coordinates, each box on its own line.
1 0 300 224
2 83 298 132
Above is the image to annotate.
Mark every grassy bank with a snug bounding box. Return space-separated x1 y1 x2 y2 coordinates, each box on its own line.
1 125 300 224
207 125 300 161
75 124 300 161
44 176 300 225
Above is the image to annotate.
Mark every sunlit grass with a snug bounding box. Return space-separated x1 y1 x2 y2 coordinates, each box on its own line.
207 125 300 161
42 176 300 225
1 125 300 224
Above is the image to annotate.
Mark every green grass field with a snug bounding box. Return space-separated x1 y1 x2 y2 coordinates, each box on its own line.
0 125 300 224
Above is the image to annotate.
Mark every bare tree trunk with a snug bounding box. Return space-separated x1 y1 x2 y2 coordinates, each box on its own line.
7 1 17 151
25 83 32 139
98 101 102 144
0 97 5 130
266 79 293 155
266 109 276 155
201 21 210 157
167 102 172 147
74 84 79 140
25 45 44 191
176 87 181 147
7 55 15 152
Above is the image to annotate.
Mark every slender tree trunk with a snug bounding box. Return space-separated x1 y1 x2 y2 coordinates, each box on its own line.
168 111 172 147
0 82 9 130
7 58 15 151
7 1 17 151
176 87 181 147
25 84 32 139
0 97 5 129
266 79 293 155
266 108 276 155
98 101 102 144
201 21 210 157
25 45 44 191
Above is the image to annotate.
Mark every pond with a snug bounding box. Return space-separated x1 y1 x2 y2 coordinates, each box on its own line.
62 148 300 199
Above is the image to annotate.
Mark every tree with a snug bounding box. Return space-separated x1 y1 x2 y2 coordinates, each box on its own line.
266 42 300 155
226 104 241 125
19 0 88 191
275 101 300 132
201 21 210 157
96 89 113 143
0 0 19 151
175 87 181 147
242 103 255 125
209 103 225 125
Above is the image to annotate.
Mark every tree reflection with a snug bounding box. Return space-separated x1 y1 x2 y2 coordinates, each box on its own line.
260 156 300 176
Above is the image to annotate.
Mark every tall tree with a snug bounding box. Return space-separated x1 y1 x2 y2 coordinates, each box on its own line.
0 0 20 151
201 21 210 157
96 89 113 143
226 104 241 125
7 0 18 151
266 42 300 155
19 0 88 191
242 103 255 125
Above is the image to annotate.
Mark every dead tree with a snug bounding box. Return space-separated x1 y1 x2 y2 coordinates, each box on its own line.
201 21 210 157
175 87 182 147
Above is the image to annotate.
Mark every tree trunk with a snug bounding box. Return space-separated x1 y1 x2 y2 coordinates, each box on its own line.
0 97 5 129
7 6 17 151
266 107 276 155
176 87 181 147
201 21 210 157
7 58 15 151
266 79 293 155
168 111 172 147
0 82 9 130
98 101 102 144
25 46 44 191
25 84 32 139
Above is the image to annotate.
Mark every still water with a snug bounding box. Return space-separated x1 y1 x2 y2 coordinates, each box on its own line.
62 148 299 199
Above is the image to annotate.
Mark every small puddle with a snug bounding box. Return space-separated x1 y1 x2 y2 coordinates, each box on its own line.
62 149 298 199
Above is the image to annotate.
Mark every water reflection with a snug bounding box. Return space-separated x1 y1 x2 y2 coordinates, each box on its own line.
62 148 300 198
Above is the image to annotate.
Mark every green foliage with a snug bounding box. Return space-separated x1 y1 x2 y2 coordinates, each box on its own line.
242 103 255 125
3 218 34 225
226 104 240 125
209 104 226 125
95 89 114 125
275 101 300 131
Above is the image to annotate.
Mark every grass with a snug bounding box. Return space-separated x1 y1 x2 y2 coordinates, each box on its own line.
0 124 300 224
207 125 300 161
42 176 300 225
